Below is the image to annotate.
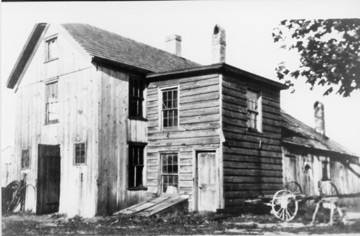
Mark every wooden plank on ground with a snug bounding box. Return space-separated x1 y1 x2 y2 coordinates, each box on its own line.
138 195 188 217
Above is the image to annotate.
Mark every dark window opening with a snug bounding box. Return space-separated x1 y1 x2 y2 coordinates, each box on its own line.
161 153 178 192
128 142 145 189
74 143 86 164
162 88 178 128
45 81 59 124
45 37 58 62
322 161 330 181
21 149 30 169
129 75 145 119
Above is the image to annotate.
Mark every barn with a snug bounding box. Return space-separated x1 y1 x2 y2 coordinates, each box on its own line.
6 23 359 217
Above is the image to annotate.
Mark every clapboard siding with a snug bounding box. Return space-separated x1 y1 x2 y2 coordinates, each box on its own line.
146 74 221 205
222 74 283 208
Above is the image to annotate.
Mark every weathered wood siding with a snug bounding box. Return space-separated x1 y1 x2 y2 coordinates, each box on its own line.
283 148 360 206
14 24 99 217
146 74 222 210
96 66 149 215
221 74 283 208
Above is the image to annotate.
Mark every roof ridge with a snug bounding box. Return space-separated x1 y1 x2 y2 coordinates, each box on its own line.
62 23 200 66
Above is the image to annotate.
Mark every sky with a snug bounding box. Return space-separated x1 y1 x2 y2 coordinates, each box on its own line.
1 0 360 155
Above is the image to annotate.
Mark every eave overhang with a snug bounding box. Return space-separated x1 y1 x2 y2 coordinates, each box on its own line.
91 56 152 75
7 23 48 89
146 63 287 90
282 140 359 164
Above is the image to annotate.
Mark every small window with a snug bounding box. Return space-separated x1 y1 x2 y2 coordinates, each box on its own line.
74 143 86 164
128 142 146 189
161 153 178 192
162 88 178 128
322 160 330 181
21 149 30 169
246 90 262 132
45 81 59 124
45 37 58 62
129 75 145 119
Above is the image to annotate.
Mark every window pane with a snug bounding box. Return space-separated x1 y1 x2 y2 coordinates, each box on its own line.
161 153 178 192
129 77 144 118
162 88 178 128
75 143 86 164
128 143 145 188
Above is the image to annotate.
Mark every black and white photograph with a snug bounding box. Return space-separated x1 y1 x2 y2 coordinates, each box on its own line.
1 0 360 235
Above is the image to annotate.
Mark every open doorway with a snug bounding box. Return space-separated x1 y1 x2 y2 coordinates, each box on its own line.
37 144 60 214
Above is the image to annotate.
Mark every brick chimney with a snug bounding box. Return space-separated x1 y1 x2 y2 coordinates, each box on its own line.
212 25 226 63
165 34 182 57
314 101 326 136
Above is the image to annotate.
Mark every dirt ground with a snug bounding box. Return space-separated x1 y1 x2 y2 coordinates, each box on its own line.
2 210 360 235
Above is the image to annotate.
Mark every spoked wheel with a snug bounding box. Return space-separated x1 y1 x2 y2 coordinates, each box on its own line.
271 189 298 222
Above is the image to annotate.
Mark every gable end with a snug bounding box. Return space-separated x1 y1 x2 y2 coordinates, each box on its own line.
7 23 48 89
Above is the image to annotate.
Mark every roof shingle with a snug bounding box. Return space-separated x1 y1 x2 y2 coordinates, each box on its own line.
62 23 200 73
281 110 358 159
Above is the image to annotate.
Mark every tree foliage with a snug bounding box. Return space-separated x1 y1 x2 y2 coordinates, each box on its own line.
273 19 360 97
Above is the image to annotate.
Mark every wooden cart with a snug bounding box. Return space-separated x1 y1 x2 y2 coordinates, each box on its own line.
269 181 360 223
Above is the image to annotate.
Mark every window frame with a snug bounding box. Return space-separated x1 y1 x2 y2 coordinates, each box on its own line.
74 142 86 165
160 153 179 193
128 75 146 120
160 86 179 130
246 89 262 132
128 142 147 190
44 35 58 63
321 159 330 181
21 149 30 170
45 79 59 125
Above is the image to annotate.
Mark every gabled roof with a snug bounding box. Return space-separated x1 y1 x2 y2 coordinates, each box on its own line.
6 23 200 89
7 23 48 88
62 23 200 73
281 110 359 162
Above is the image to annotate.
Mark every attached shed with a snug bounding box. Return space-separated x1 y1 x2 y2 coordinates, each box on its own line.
281 110 360 200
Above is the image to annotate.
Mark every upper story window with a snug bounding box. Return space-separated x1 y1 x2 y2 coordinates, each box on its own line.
128 142 146 189
74 143 86 165
129 75 145 119
246 90 262 132
45 80 59 124
45 36 58 62
21 149 30 169
161 88 178 128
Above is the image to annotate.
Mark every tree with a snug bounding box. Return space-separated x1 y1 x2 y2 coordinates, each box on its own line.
273 19 360 97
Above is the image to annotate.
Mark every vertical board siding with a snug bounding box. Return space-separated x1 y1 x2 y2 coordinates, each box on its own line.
14 24 99 217
97 66 149 215
146 74 221 209
222 75 283 208
283 147 360 206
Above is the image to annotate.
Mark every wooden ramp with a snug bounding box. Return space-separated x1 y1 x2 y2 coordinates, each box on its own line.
114 194 188 217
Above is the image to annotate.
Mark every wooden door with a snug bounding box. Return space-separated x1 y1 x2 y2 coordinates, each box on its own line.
196 151 217 212
37 144 60 214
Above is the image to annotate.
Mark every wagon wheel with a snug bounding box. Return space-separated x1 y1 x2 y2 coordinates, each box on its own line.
271 189 298 222
284 181 303 194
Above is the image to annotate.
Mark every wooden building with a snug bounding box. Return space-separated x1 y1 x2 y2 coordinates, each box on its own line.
6 23 359 217
281 106 360 203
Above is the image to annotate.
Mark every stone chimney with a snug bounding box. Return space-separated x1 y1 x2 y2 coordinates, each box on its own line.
165 34 182 57
314 101 326 136
212 25 226 63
